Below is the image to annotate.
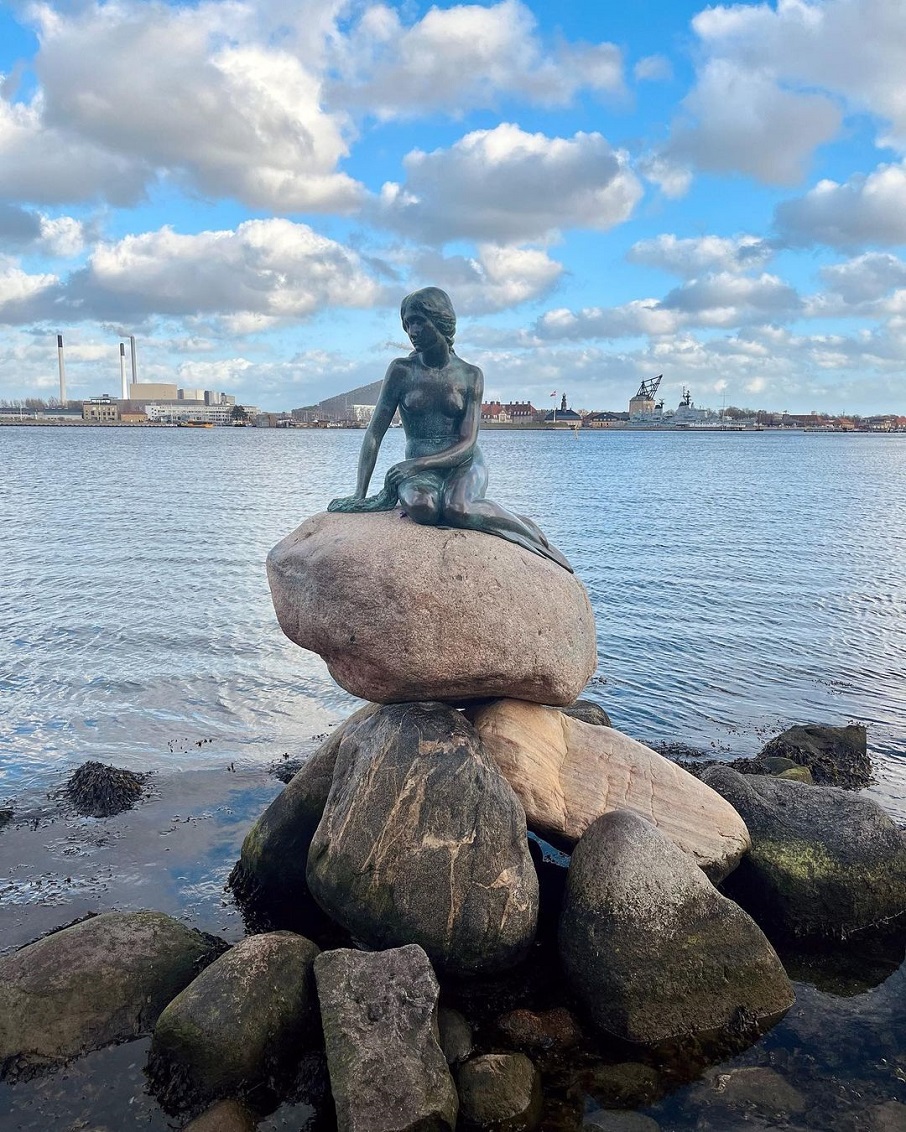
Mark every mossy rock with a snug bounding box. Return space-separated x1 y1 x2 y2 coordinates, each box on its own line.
0 911 226 1080
702 766 906 939
148 931 320 1113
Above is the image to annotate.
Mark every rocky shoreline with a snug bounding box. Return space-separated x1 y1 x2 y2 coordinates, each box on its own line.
2 511 905 1131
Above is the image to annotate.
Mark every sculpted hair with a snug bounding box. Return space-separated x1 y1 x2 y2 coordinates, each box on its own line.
400 287 456 348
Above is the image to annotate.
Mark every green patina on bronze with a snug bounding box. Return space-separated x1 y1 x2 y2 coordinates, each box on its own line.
327 287 572 572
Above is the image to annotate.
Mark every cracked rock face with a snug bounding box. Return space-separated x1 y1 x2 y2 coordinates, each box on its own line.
307 703 539 975
314 945 458 1132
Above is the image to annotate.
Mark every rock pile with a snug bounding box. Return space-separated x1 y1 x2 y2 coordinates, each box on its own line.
3 510 905 1131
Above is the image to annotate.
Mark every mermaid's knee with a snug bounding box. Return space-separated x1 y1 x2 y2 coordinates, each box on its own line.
402 488 441 525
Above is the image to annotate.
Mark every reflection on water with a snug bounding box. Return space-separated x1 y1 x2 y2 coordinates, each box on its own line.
3 426 904 818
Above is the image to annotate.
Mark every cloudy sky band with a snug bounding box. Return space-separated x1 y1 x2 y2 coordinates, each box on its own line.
1 0 905 413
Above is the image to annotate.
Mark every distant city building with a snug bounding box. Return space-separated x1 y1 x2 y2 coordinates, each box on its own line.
144 401 236 425
129 382 178 401
317 380 384 422
503 401 539 422
82 395 119 422
178 387 206 402
481 401 510 422
544 394 582 425
584 411 629 428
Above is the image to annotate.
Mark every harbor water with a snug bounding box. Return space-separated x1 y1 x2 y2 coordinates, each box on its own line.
3 424 904 815
2 424 906 1130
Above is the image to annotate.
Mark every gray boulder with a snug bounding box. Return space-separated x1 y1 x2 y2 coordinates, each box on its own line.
314 945 457 1132
0 911 225 1079
559 810 794 1045
457 1053 543 1131
267 511 596 705
701 765 906 938
228 704 379 931
758 723 871 788
438 1006 473 1066
307 703 539 975
148 931 320 1111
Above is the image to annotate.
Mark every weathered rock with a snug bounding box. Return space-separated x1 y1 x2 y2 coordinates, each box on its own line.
267 511 596 705
473 699 750 882
776 765 814 783
64 760 147 816
496 1007 583 1055
701 765 906 939
562 699 613 727
307 702 539 975
758 724 871 789
228 704 379 932
583 1113 662 1132
438 1007 473 1066
559 810 794 1045
583 1062 662 1108
182 1099 257 1132
314 945 457 1132
148 931 320 1111
0 911 225 1079
457 1053 542 1131
703 1066 806 1114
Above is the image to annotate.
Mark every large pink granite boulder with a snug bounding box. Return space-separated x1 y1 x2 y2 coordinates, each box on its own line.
267 511 596 705
472 699 751 882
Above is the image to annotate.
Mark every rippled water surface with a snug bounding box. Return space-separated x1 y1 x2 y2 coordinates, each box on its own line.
2 426 905 816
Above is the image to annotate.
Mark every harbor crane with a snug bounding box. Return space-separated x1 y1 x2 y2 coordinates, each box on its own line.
634 376 663 400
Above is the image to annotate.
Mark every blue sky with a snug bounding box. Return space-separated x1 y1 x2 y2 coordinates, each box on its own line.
1 0 905 414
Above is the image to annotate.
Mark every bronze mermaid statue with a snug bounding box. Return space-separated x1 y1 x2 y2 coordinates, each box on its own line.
328 287 572 573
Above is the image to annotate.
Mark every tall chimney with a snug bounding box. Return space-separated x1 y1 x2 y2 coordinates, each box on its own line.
120 343 128 400
130 335 138 386
57 334 67 404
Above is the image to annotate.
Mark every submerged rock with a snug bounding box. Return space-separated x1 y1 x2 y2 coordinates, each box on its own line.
457 1053 543 1132
702 765 906 939
267 511 596 705
758 723 871 789
182 1099 257 1132
307 702 538 975
559 810 794 1046
473 699 750 882
315 944 457 1132
64 760 147 817
0 911 226 1080
148 931 320 1112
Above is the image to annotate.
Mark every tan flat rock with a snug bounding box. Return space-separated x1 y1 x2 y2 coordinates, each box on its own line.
472 699 750 882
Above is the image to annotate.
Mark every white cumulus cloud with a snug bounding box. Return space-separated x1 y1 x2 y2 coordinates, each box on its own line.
332 0 623 118
775 162 906 248
627 234 772 277
378 123 642 244
68 218 384 323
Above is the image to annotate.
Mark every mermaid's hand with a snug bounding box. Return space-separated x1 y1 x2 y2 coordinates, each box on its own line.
328 484 399 513
384 460 419 490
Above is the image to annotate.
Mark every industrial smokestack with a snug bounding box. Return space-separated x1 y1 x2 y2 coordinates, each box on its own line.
57 334 67 404
129 335 137 386
120 343 128 400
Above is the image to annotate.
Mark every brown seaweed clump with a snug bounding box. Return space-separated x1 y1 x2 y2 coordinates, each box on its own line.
65 761 148 817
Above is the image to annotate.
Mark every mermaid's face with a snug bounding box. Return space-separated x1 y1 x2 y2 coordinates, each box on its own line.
402 306 441 352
